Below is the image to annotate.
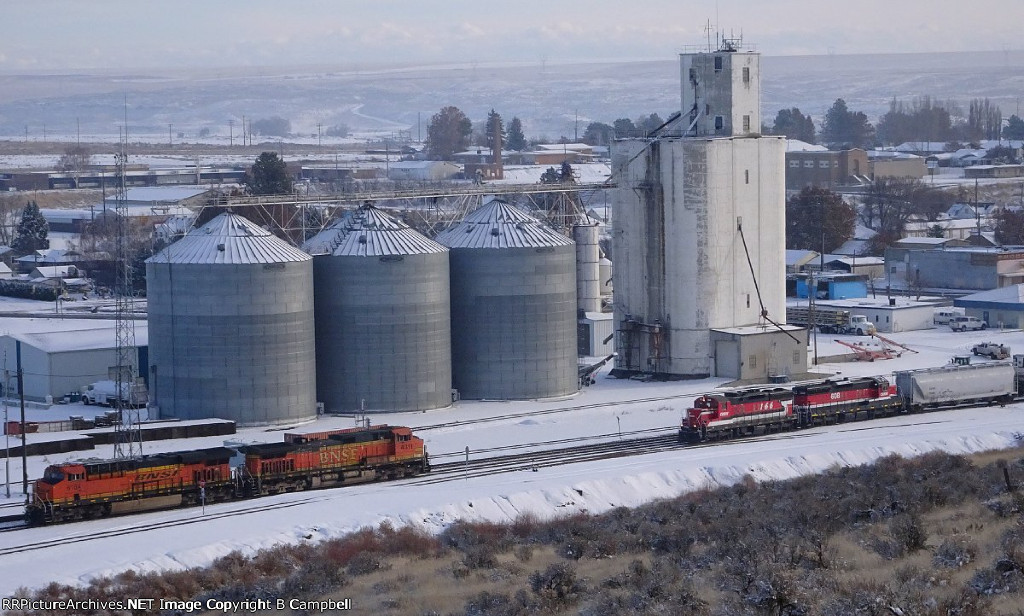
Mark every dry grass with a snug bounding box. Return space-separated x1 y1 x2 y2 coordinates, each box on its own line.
10 446 1024 616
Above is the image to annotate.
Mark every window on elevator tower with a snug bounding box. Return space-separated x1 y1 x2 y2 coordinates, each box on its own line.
742 66 750 84
714 56 723 72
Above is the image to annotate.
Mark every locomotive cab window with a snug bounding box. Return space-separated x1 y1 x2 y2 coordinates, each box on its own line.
43 467 65 483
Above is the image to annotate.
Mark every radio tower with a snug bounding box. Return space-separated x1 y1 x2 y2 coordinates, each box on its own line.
113 125 143 461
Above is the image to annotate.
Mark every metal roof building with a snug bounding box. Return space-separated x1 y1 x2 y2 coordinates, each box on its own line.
0 322 149 403
436 198 578 400
303 205 452 413
146 213 317 426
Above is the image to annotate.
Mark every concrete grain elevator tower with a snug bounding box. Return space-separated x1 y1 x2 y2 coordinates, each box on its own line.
612 39 802 380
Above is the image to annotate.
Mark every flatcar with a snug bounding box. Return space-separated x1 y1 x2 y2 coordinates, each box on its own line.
27 447 235 524
238 425 428 496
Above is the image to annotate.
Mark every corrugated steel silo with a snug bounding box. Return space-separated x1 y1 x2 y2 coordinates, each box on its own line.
146 212 316 426
436 198 577 400
303 205 452 412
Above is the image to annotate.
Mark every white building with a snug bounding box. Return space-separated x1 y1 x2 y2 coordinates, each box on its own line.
0 323 148 402
612 41 793 379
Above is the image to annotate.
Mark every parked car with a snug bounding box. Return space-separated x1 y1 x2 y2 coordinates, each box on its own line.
950 316 986 332
972 342 1010 359
933 310 961 325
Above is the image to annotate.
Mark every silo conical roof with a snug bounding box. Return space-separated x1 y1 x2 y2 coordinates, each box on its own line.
302 205 445 256
147 212 310 264
435 198 574 249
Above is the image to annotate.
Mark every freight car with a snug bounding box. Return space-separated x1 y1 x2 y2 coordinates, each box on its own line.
26 425 427 525
681 363 1016 442
894 363 1016 411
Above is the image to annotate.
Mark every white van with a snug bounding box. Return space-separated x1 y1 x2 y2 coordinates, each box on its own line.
933 310 960 325
949 316 986 332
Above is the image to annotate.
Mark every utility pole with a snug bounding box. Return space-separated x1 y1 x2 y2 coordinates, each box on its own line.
16 341 27 499
228 119 234 146
168 123 173 147
4 353 9 499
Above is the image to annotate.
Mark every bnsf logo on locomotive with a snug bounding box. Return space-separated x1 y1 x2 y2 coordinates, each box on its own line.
320 448 354 464
135 469 177 482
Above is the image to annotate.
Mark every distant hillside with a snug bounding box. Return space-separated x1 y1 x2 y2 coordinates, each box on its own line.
1 50 1022 142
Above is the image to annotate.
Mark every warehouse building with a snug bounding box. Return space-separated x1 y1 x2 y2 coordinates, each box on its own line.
0 322 148 403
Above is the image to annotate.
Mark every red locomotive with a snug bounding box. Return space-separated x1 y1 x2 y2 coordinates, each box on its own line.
681 387 794 442
791 376 900 425
26 425 428 525
680 377 901 442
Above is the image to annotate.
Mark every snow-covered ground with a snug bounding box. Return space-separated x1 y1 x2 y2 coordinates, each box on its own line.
0 310 1023 594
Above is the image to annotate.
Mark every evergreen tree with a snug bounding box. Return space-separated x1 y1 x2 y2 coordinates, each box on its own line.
1004 115 1024 140
426 106 473 160
821 98 875 148
245 152 293 195
581 122 615 146
995 208 1024 245
506 117 527 151
613 118 637 138
771 108 816 143
484 109 506 150
12 200 49 254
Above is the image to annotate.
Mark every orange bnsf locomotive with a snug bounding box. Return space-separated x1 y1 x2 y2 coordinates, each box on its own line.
26 425 428 524
237 425 429 496
680 376 900 442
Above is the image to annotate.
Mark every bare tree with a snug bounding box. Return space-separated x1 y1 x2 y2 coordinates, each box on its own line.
57 145 92 173
0 194 20 246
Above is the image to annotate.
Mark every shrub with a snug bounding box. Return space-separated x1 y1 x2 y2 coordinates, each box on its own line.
529 563 583 609
933 536 976 568
890 513 928 552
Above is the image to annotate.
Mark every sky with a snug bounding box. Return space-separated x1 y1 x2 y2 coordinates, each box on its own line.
5 0 1024 72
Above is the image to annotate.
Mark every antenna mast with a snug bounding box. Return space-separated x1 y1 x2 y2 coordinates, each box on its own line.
113 115 142 461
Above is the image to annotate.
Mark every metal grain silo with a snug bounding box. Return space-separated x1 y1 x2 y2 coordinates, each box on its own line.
146 212 316 426
435 198 577 400
303 205 452 412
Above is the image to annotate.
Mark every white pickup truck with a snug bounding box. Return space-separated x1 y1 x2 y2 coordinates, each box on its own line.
81 380 148 407
950 316 986 332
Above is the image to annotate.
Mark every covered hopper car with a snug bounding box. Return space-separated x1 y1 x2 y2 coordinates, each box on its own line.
27 425 427 525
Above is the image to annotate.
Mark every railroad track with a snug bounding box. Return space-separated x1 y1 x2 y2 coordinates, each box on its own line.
414 393 692 432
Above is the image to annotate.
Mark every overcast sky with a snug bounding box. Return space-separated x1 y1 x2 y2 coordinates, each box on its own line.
6 0 1023 71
